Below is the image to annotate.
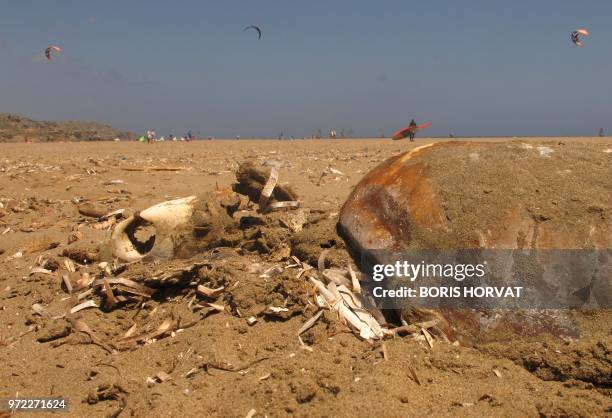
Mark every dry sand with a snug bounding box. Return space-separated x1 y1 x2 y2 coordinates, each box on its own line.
0 138 610 417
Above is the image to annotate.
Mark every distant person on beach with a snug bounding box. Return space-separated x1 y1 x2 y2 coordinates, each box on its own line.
408 119 417 142
599 128 604 137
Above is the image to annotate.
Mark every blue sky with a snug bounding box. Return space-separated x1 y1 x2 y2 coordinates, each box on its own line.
1 0 611 137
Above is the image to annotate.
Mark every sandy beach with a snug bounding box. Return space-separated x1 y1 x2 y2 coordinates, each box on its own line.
0 138 610 417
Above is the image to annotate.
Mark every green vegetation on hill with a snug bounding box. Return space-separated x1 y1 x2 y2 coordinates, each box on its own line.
0 113 134 142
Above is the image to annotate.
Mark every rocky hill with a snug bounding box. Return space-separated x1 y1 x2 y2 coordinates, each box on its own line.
0 113 134 142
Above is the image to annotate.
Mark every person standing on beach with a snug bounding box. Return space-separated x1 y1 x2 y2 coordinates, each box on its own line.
408 119 417 142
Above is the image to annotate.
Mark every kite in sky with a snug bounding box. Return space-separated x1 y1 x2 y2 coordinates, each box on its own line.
571 29 589 47
45 45 61 60
243 25 262 40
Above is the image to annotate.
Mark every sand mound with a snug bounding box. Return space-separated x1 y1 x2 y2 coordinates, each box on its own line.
339 141 611 253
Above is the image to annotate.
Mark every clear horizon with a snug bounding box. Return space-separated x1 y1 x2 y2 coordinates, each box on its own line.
1 1 611 138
